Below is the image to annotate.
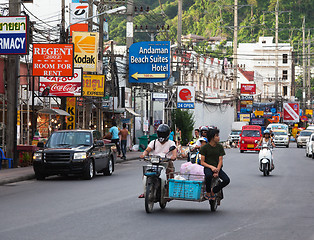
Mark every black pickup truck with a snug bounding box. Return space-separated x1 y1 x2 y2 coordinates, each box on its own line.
33 130 116 180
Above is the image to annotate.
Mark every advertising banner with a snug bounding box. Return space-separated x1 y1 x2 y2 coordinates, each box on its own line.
177 86 195 109
283 102 299 123
66 97 76 130
32 43 74 77
39 68 82 97
82 74 105 97
129 41 170 83
240 114 250 122
69 3 89 24
73 31 98 72
0 16 28 55
241 84 256 95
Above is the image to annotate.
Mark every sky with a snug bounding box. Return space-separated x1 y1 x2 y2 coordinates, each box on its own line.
1 0 71 27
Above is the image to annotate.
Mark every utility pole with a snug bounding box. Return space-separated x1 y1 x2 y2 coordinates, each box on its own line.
307 30 311 109
126 0 134 49
233 0 238 121
275 0 279 109
60 0 67 129
7 0 20 166
302 16 306 113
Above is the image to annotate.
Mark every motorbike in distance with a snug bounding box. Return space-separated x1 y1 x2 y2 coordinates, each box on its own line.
256 141 274 176
141 145 176 213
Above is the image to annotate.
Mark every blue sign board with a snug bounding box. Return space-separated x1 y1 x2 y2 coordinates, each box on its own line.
0 16 28 55
177 102 194 109
129 41 170 83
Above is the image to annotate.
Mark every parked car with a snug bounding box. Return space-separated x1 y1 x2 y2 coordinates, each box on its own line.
273 130 290 148
297 130 314 148
306 133 314 157
33 130 116 180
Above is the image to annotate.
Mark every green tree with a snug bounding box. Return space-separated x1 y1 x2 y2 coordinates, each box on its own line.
172 109 195 145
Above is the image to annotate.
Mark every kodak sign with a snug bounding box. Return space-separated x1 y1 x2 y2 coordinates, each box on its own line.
73 31 98 72
32 43 74 77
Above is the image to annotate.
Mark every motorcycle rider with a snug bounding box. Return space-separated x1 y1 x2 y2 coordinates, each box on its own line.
200 128 230 200
138 124 177 198
193 126 209 151
256 129 275 169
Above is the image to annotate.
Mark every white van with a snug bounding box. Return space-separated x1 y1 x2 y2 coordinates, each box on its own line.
266 123 289 134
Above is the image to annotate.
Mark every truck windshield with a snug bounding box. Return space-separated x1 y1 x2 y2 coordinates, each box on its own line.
46 132 92 148
242 130 260 137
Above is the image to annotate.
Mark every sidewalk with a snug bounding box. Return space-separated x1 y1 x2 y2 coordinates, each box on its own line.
0 151 142 186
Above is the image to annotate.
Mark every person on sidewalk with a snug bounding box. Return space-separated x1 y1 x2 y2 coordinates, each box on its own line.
110 121 121 157
119 123 128 160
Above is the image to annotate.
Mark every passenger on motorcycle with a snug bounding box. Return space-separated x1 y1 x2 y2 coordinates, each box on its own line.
194 137 208 164
200 128 230 200
193 126 208 151
138 124 177 198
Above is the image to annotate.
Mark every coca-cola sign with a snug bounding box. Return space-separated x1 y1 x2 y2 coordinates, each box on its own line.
39 68 82 97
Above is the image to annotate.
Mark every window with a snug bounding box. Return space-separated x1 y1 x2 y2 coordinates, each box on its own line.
283 54 288 64
283 86 288 96
282 70 288 80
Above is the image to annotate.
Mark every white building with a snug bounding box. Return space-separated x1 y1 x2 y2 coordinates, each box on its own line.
237 36 293 101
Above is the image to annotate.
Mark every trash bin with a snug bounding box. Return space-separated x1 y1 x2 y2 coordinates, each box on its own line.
149 133 158 142
138 135 149 152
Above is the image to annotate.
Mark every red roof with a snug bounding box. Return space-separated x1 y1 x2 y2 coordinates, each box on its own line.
239 68 254 81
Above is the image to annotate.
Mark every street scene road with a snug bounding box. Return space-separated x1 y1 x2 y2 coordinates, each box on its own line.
1 142 314 240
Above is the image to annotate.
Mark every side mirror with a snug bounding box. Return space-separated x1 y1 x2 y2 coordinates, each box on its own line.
37 141 45 148
254 140 258 143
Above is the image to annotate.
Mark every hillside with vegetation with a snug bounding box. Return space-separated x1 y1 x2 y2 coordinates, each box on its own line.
108 0 313 51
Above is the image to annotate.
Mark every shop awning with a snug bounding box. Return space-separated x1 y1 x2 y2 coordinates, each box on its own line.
126 108 141 117
38 108 71 116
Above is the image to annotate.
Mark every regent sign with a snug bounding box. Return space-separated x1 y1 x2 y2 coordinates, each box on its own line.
129 41 170 83
32 43 74 77
0 16 28 55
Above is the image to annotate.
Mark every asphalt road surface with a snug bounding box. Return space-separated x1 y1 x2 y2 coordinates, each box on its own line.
1 142 314 240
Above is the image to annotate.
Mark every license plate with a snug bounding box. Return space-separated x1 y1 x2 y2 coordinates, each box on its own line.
247 144 254 148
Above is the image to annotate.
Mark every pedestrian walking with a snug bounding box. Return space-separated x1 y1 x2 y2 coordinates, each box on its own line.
119 123 128 160
110 121 121 157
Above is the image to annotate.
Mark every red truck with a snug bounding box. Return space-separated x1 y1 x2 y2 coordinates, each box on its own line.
239 125 262 153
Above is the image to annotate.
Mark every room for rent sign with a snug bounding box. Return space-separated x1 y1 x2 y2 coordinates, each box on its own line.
32 43 74 77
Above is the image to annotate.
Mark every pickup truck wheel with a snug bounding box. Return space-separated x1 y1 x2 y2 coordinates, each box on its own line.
83 160 94 180
35 172 46 180
104 158 114 176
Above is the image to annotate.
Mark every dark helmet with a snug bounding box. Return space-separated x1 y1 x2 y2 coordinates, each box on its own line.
157 124 170 143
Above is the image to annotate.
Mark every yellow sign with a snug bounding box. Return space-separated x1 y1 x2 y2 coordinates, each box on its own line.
254 110 264 117
66 97 76 129
240 114 250 122
83 74 105 97
305 109 313 115
131 72 166 80
73 31 99 72
17 110 20 125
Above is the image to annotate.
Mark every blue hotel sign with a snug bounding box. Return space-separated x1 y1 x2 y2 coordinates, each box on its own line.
129 41 170 83
0 16 28 55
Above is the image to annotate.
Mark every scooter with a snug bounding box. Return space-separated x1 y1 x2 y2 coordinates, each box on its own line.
258 143 274 176
142 146 176 213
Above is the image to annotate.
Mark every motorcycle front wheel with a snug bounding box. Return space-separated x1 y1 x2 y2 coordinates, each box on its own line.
209 199 218 211
262 163 268 176
145 183 155 213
